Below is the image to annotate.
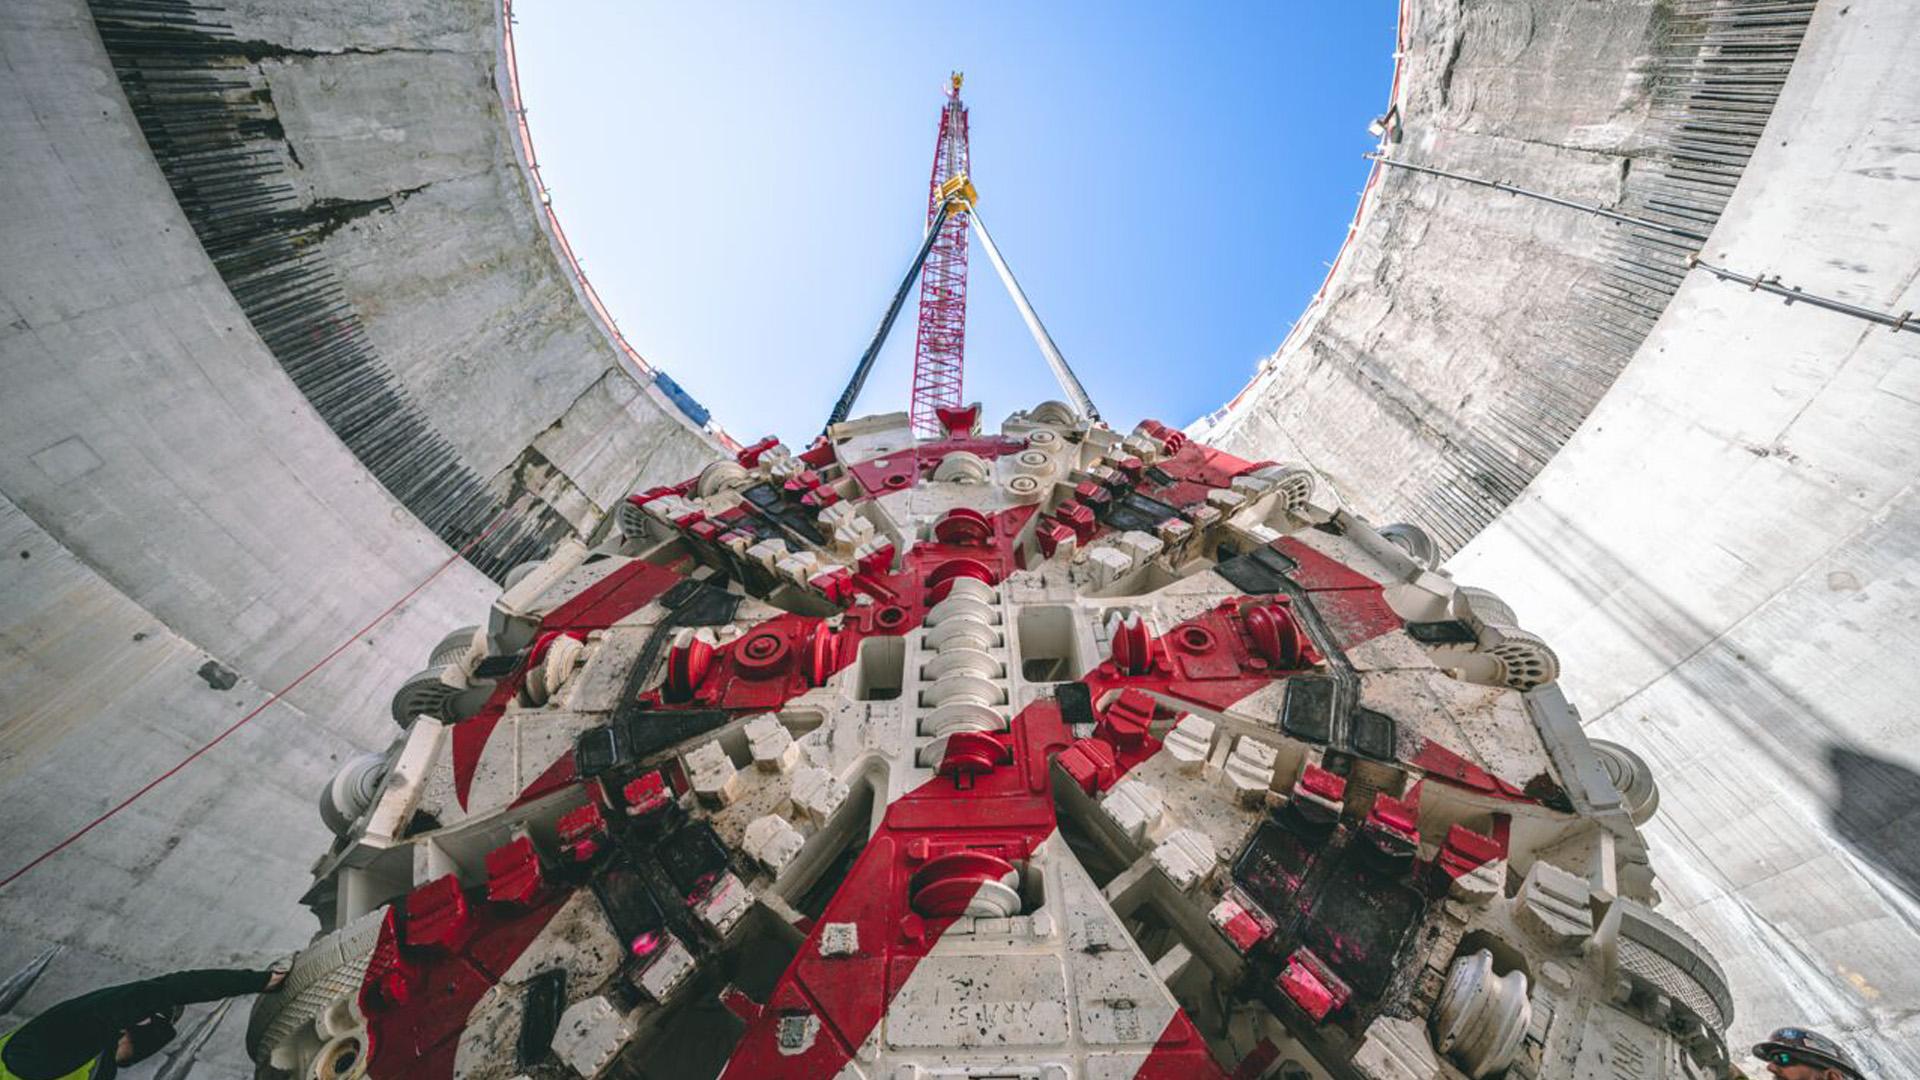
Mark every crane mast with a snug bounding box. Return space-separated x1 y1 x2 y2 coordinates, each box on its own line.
823 73 1092 434
908 73 972 437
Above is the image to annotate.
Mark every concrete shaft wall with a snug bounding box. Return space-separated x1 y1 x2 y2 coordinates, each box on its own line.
1451 1 1920 1070
1201 0 1665 552
0 1 717 1074
1210 0 1919 1070
1200 0 1816 560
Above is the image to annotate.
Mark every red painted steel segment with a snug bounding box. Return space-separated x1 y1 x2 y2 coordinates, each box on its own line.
845 434 1025 497
356 425 1552 1077
452 557 688 809
717 592 1330 1077
1136 1010 1237 1076
357 888 571 1078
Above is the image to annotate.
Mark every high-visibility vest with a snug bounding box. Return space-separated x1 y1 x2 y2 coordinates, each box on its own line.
0 1030 98 1080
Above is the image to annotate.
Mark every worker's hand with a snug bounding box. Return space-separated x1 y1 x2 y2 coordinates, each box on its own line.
264 961 292 993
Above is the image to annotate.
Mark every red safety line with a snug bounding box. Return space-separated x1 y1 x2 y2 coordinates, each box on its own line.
2 287 683 892
0 501 530 892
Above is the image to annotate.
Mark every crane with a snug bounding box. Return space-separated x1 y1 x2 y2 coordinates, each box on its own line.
825 75 1099 435
908 72 973 437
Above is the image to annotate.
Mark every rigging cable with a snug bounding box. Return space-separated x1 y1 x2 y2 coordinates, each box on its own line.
967 206 1102 421
0 385 668 891
825 200 955 430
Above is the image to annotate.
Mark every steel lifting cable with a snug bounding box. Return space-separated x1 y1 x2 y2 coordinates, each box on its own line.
1367 153 1917 336
966 207 1102 422
825 200 956 430
0 386 663 891
825 193 1106 431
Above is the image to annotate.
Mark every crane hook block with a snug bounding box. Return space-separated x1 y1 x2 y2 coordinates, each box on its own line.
938 174 977 211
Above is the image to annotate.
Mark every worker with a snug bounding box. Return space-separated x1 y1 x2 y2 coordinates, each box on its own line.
0 965 286 1079
1753 1027 1865 1079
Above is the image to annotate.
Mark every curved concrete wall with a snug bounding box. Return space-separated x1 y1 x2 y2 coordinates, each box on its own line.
1451 1 1920 1069
1199 0 1808 557
1207 0 1917 1069
0 1 717 1072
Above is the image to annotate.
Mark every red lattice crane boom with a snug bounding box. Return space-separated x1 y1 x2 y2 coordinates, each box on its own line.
909 73 972 437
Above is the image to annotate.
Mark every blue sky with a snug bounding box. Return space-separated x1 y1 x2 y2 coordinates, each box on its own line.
512 3 1394 445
